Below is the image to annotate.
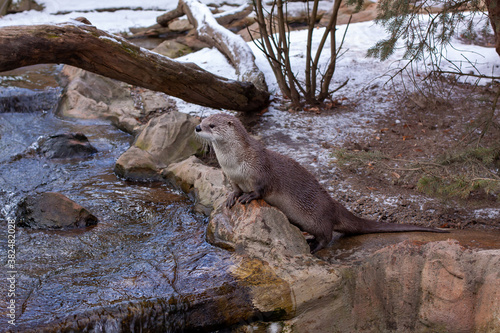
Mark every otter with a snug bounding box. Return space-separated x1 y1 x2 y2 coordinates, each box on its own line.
195 113 447 253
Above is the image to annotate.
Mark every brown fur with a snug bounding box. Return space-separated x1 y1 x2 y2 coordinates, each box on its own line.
195 113 447 253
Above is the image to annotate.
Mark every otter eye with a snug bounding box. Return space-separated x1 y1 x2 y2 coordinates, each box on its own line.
209 124 215 129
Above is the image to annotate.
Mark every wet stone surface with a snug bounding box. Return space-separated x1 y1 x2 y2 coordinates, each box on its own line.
317 229 500 264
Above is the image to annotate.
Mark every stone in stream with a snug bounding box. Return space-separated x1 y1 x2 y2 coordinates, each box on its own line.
16 192 98 229
37 132 97 159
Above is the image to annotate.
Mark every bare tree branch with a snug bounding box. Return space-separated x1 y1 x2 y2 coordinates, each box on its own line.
181 0 267 92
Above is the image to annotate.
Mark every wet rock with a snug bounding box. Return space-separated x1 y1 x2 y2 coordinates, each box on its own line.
0 86 61 113
114 146 161 181
115 111 203 181
153 40 192 58
20 258 292 333
16 192 98 229
37 132 97 159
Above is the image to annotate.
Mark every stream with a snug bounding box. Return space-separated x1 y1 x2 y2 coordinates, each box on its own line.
0 67 240 332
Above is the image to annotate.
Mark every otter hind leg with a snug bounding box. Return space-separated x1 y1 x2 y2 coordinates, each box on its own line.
310 241 326 254
308 236 329 254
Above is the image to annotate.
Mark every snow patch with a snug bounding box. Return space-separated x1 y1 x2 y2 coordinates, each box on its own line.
99 35 121 43
474 208 500 220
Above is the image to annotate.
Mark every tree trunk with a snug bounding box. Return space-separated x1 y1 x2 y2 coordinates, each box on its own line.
0 22 269 112
486 0 500 57
0 0 11 16
156 3 184 26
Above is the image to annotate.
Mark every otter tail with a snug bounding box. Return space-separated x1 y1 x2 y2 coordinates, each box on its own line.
335 211 448 235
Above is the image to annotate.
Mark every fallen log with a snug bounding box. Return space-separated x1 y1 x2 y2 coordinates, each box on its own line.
157 2 253 28
156 2 185 26
0 21 269 112
213 3 253 26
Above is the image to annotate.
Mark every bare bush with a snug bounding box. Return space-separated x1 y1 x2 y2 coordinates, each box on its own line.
252 0 349 108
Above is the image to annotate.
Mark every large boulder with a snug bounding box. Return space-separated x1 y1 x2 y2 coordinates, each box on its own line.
208 201 310 256
57 66 174 134
115 111 203 181
313 238 500 333
57 66 133 119
16 192 98 229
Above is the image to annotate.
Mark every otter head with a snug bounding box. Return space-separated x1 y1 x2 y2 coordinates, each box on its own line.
194 113 241 146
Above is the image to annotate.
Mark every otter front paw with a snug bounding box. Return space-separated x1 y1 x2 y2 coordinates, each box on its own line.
238 191 260 204
226 191 241 208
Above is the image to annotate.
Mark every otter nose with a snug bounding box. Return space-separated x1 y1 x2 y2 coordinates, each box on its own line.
195 125 201 132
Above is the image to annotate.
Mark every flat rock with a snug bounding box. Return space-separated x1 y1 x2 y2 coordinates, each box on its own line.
168 19 194 32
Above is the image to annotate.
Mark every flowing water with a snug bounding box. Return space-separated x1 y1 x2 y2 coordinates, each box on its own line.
0 70 237 331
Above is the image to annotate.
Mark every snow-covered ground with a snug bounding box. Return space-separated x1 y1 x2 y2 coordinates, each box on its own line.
0 0 331 33
1 0 497 87
1 0 498 148
2 0 498 162
171 8 499 178
1 0 499 213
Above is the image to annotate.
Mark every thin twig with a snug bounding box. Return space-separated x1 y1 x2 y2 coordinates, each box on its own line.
429 70 500 80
